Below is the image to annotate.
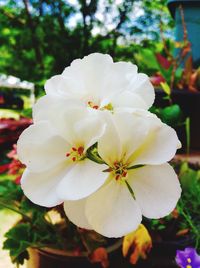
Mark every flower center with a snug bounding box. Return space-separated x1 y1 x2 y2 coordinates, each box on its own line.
186 258 192 268
87 101 113 111
87 101 99 110
66 146 85 162
112 161 128 181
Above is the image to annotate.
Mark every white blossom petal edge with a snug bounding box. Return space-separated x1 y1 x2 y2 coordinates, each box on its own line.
44 53 155 111
63 110 181 237
17 107 108 207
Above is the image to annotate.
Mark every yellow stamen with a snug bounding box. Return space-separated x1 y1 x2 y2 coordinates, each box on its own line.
187 258 191 263
101 103 113 111
87 101 113 111
186 265 192 268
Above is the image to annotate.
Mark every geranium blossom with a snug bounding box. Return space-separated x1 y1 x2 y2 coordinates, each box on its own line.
42 53 155 112
17 53 181 239
17 107 108 207
64 110 181 237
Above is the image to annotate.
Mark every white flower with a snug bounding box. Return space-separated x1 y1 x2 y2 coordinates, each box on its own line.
17 106 108 207
17 53 181 239
63 110 182 238
43 53 155 111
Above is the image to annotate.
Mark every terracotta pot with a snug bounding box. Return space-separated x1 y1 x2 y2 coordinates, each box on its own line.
27 235 195 268
27 239 125 268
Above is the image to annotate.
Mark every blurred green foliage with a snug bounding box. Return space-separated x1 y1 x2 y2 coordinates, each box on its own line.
0 178 108 265
150 104 183 128
0 0 172 90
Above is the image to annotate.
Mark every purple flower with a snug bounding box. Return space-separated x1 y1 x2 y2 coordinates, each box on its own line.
175 247 200 268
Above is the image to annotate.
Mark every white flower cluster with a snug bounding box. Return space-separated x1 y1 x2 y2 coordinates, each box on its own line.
17 53 181 238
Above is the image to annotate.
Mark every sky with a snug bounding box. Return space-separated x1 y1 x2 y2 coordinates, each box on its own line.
66 0 144 37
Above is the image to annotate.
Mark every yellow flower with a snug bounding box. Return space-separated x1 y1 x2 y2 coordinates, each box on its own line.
122 224 152 265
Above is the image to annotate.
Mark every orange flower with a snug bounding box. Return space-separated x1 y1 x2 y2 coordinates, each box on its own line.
89 247 109 268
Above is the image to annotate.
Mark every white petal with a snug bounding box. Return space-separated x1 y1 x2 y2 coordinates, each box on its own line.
73 109 106 150
128 164 181 218
111 90 147 110
98 112 122 165
53 106 106 148
130 73 155 109
130 116 180 165
45 74 87 98
111 111 150 160
64 199 92 229
33 95 84 124
98 111 149 165
56 159 108 200
34 101 105 148
34 104 88 144
17 121 68 172
21 164 68 207
63 53 113 99
44 54 154 111
99 62 138 99
112 61 138 78
86 179 142 238
44 75 61 96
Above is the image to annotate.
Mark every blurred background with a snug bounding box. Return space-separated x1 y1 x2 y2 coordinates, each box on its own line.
0 0 172 85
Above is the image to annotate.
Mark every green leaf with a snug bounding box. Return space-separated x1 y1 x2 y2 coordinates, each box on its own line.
13 250 29 265
3 238 19 251
0 185 7 193
175 67 183 83
159 66 173 84
135 48 159 70
0 180 23 209
160 104 183 127
3 224 32 265
20 108 32 118
5 223 31 241
157 225 166 230
179 166 200 191
160 82 171 95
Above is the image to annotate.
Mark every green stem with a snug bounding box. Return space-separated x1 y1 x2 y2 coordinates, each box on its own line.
185 117 190 156
179 200 200 248
0 200 31 222
77 228 92 254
